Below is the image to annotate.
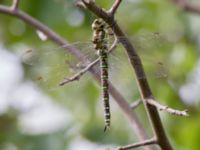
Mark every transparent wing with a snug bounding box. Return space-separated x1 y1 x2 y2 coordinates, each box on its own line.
20 31 172 91
109 52 163 78
20 41 98 90
132 31 172 80
109 31 172 80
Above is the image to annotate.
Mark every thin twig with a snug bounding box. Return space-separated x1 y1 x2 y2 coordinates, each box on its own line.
79 0 173 149
118 138 157 150
130 100 142 110
59 38 118 86
173 0 200 14
108 0 122 16
147 98 189 116
60 59 98 85
0 3 150 147
11 0 20 10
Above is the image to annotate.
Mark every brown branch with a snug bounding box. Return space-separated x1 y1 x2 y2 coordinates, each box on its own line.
59 38 118 86
11 0 20 10
130 100 142 110
108 0 122 16
173 0 200 14
59 59 98 85
0 3 151 149
147 99 189 116
79 0 173 149
118 138 157 150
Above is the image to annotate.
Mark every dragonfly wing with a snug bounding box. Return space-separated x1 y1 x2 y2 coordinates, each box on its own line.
20 41 98 90
107 43 169 81
116 30 173 78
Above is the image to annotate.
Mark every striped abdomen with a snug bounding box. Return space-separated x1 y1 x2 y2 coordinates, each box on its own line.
92 18 111 131
99 48 110 132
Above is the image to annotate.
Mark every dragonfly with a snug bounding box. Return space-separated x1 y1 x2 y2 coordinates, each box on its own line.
91 18 112 131
20 23 172 131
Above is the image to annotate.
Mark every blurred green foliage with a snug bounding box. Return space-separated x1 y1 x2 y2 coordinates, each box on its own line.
0 0 200 150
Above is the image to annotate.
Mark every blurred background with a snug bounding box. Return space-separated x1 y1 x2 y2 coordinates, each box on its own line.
0 0 200 150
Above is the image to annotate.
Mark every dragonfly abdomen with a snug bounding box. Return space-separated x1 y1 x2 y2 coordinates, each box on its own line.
92 18 111 131
99 49 110 131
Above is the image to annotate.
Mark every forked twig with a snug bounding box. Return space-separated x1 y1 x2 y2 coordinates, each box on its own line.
108 0 122 16
118 138 157 150
147 98 189 116
130 100 142 110
59 38 118 86
11 0 20 10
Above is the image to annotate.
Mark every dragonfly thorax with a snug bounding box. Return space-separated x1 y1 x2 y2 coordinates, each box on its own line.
91 18 106 30
92 19 108 51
